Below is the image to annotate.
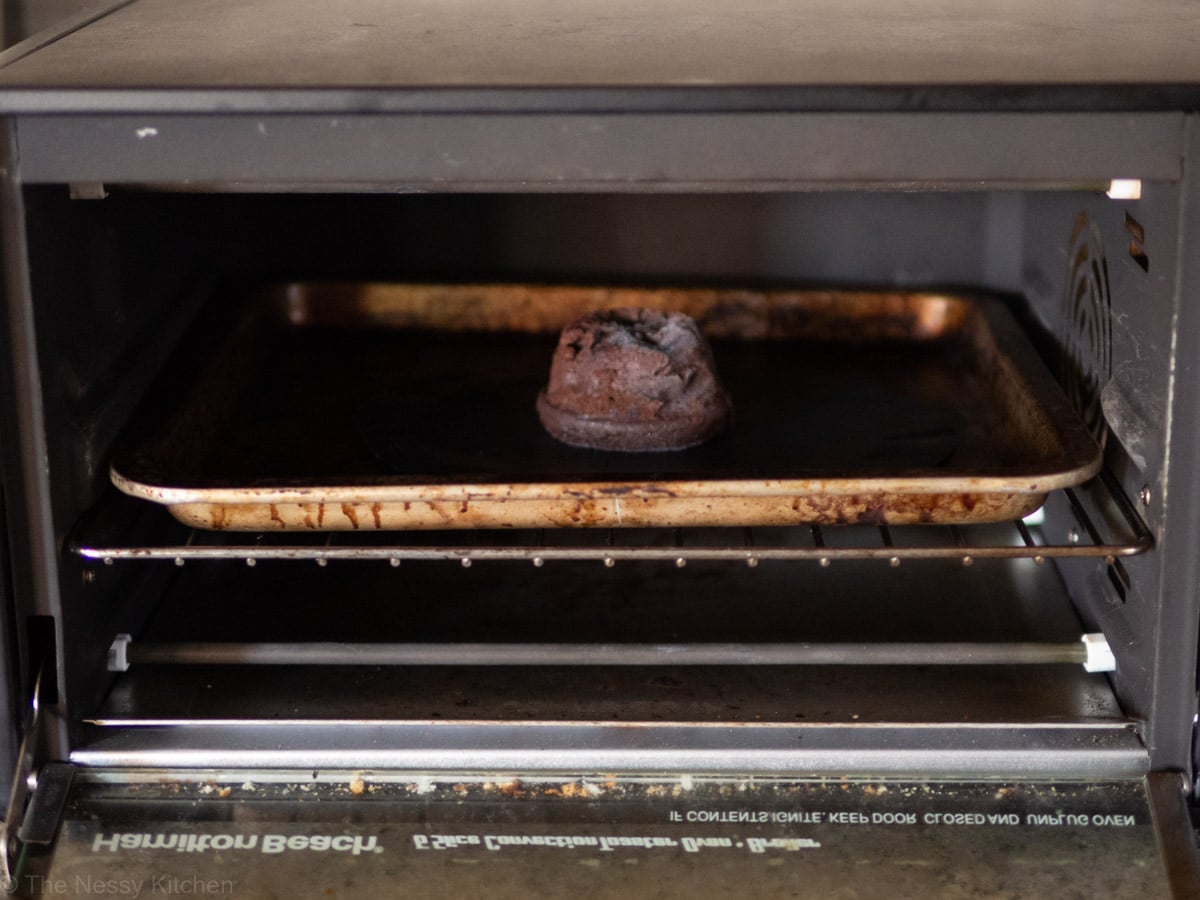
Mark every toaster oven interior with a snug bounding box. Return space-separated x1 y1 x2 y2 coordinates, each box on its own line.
3 182 1197 895
5 186 1174 759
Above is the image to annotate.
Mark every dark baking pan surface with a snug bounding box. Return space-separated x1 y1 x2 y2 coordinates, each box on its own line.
110 284 1100 529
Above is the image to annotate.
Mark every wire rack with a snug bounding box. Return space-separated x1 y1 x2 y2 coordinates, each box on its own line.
72 471 1151 569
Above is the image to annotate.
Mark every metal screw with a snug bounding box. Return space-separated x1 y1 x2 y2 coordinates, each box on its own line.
532 557 545 568
961 556 974 567
82 569 97 584
1139 485 1152 507
888 557 901 568
819 557 831 568
603 557 615 568
245 558 257 567
675 558 687 569
461 558 472 568
389 558 400 568
1068 530 1081 545
746 557 759 568
316 558 327 568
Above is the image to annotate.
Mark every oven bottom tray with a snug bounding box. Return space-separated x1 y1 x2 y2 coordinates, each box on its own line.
110 284 1101 530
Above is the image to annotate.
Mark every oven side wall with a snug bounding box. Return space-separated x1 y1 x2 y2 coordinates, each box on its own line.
0 116 64 770
1023 115 1200 776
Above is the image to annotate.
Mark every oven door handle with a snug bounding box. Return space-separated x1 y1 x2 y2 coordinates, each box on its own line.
0 664 75 891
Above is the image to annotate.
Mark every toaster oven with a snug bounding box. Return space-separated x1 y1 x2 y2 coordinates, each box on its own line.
0 0 1198 897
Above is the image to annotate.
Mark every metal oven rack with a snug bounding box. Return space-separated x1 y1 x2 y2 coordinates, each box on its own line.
73 471 1151 674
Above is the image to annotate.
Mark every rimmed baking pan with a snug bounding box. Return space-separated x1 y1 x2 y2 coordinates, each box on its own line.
110 283 1101 530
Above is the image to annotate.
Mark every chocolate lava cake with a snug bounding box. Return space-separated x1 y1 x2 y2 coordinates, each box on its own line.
536 307 733 452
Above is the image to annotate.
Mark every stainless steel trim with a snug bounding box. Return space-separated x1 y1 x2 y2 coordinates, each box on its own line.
68 723 1149 779
11 113 1187 186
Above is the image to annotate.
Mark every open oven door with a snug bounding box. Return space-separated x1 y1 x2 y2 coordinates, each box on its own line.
1 761 1197 898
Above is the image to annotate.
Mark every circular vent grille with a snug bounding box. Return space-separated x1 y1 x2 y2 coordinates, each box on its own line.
1061 213 1112 445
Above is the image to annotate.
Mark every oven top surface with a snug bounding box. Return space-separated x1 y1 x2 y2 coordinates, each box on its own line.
0 0 1199 111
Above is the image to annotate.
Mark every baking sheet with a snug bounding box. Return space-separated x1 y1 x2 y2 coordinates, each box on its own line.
110 284 1101 530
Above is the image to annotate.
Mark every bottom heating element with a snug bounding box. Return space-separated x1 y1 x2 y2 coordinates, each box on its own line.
75 550 1137 779
105 636 1116 670
10 772 1172 900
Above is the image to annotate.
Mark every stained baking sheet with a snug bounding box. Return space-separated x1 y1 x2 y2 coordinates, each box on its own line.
110 284 1101 530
